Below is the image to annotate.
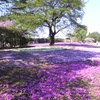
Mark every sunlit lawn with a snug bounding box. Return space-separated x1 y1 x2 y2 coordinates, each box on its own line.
0 43 100 100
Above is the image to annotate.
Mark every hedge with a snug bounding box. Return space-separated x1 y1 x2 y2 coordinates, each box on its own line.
0 27 29 48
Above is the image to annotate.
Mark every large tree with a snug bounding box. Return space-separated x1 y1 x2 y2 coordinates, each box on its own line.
5 0 85 45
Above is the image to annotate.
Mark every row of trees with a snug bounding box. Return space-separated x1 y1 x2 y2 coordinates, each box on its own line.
87 32 100 42
0 24 99 49
68 26 100 43
0 0 86 46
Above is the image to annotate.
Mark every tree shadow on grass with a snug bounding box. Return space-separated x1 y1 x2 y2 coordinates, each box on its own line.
65 77 90 100
0 49 100 99
0 66 39 99
1 61 100 99
1 49 100 65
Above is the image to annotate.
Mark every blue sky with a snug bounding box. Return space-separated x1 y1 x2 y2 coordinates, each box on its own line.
82 0 100 33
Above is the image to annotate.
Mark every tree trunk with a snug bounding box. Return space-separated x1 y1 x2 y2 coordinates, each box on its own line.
50 33 55 46
49 27 55 46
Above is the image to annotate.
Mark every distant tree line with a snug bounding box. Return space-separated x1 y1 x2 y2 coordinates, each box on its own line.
87 32 100 42
1 25 100 49
67 26 100 43
29 38 65 44
0 26 66 49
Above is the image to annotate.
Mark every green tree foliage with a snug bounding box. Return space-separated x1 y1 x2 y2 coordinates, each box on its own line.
67 25 87 42
87 32 100 42
4 0 85 45
73 25 87 42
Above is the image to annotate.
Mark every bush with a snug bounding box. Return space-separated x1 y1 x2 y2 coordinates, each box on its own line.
30 38 65 43
55 38 65 42
31 38 49 43
0 27 29 48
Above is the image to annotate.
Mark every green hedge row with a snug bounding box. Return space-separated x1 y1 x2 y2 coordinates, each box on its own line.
30 38 65 43
0 27 29 48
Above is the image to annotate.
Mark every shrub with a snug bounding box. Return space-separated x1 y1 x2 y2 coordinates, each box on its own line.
0 27 29 48
55 38 65 42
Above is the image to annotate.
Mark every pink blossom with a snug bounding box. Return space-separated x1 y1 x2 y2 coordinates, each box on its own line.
0 20 12 27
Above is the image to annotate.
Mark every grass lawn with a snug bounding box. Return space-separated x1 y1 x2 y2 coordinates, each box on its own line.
0 43 100 100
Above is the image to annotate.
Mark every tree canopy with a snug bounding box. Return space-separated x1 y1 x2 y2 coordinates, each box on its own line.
1 0 86 45
0 27 29 48
73 25 87 42
67 25 87 42
87 32 100 42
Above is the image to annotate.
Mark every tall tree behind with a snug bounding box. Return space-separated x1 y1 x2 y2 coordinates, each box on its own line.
8 0 85 45
87 32 100 42
73 25 87 42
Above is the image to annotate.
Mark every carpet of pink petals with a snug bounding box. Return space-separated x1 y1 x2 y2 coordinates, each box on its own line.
0 43 100 100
